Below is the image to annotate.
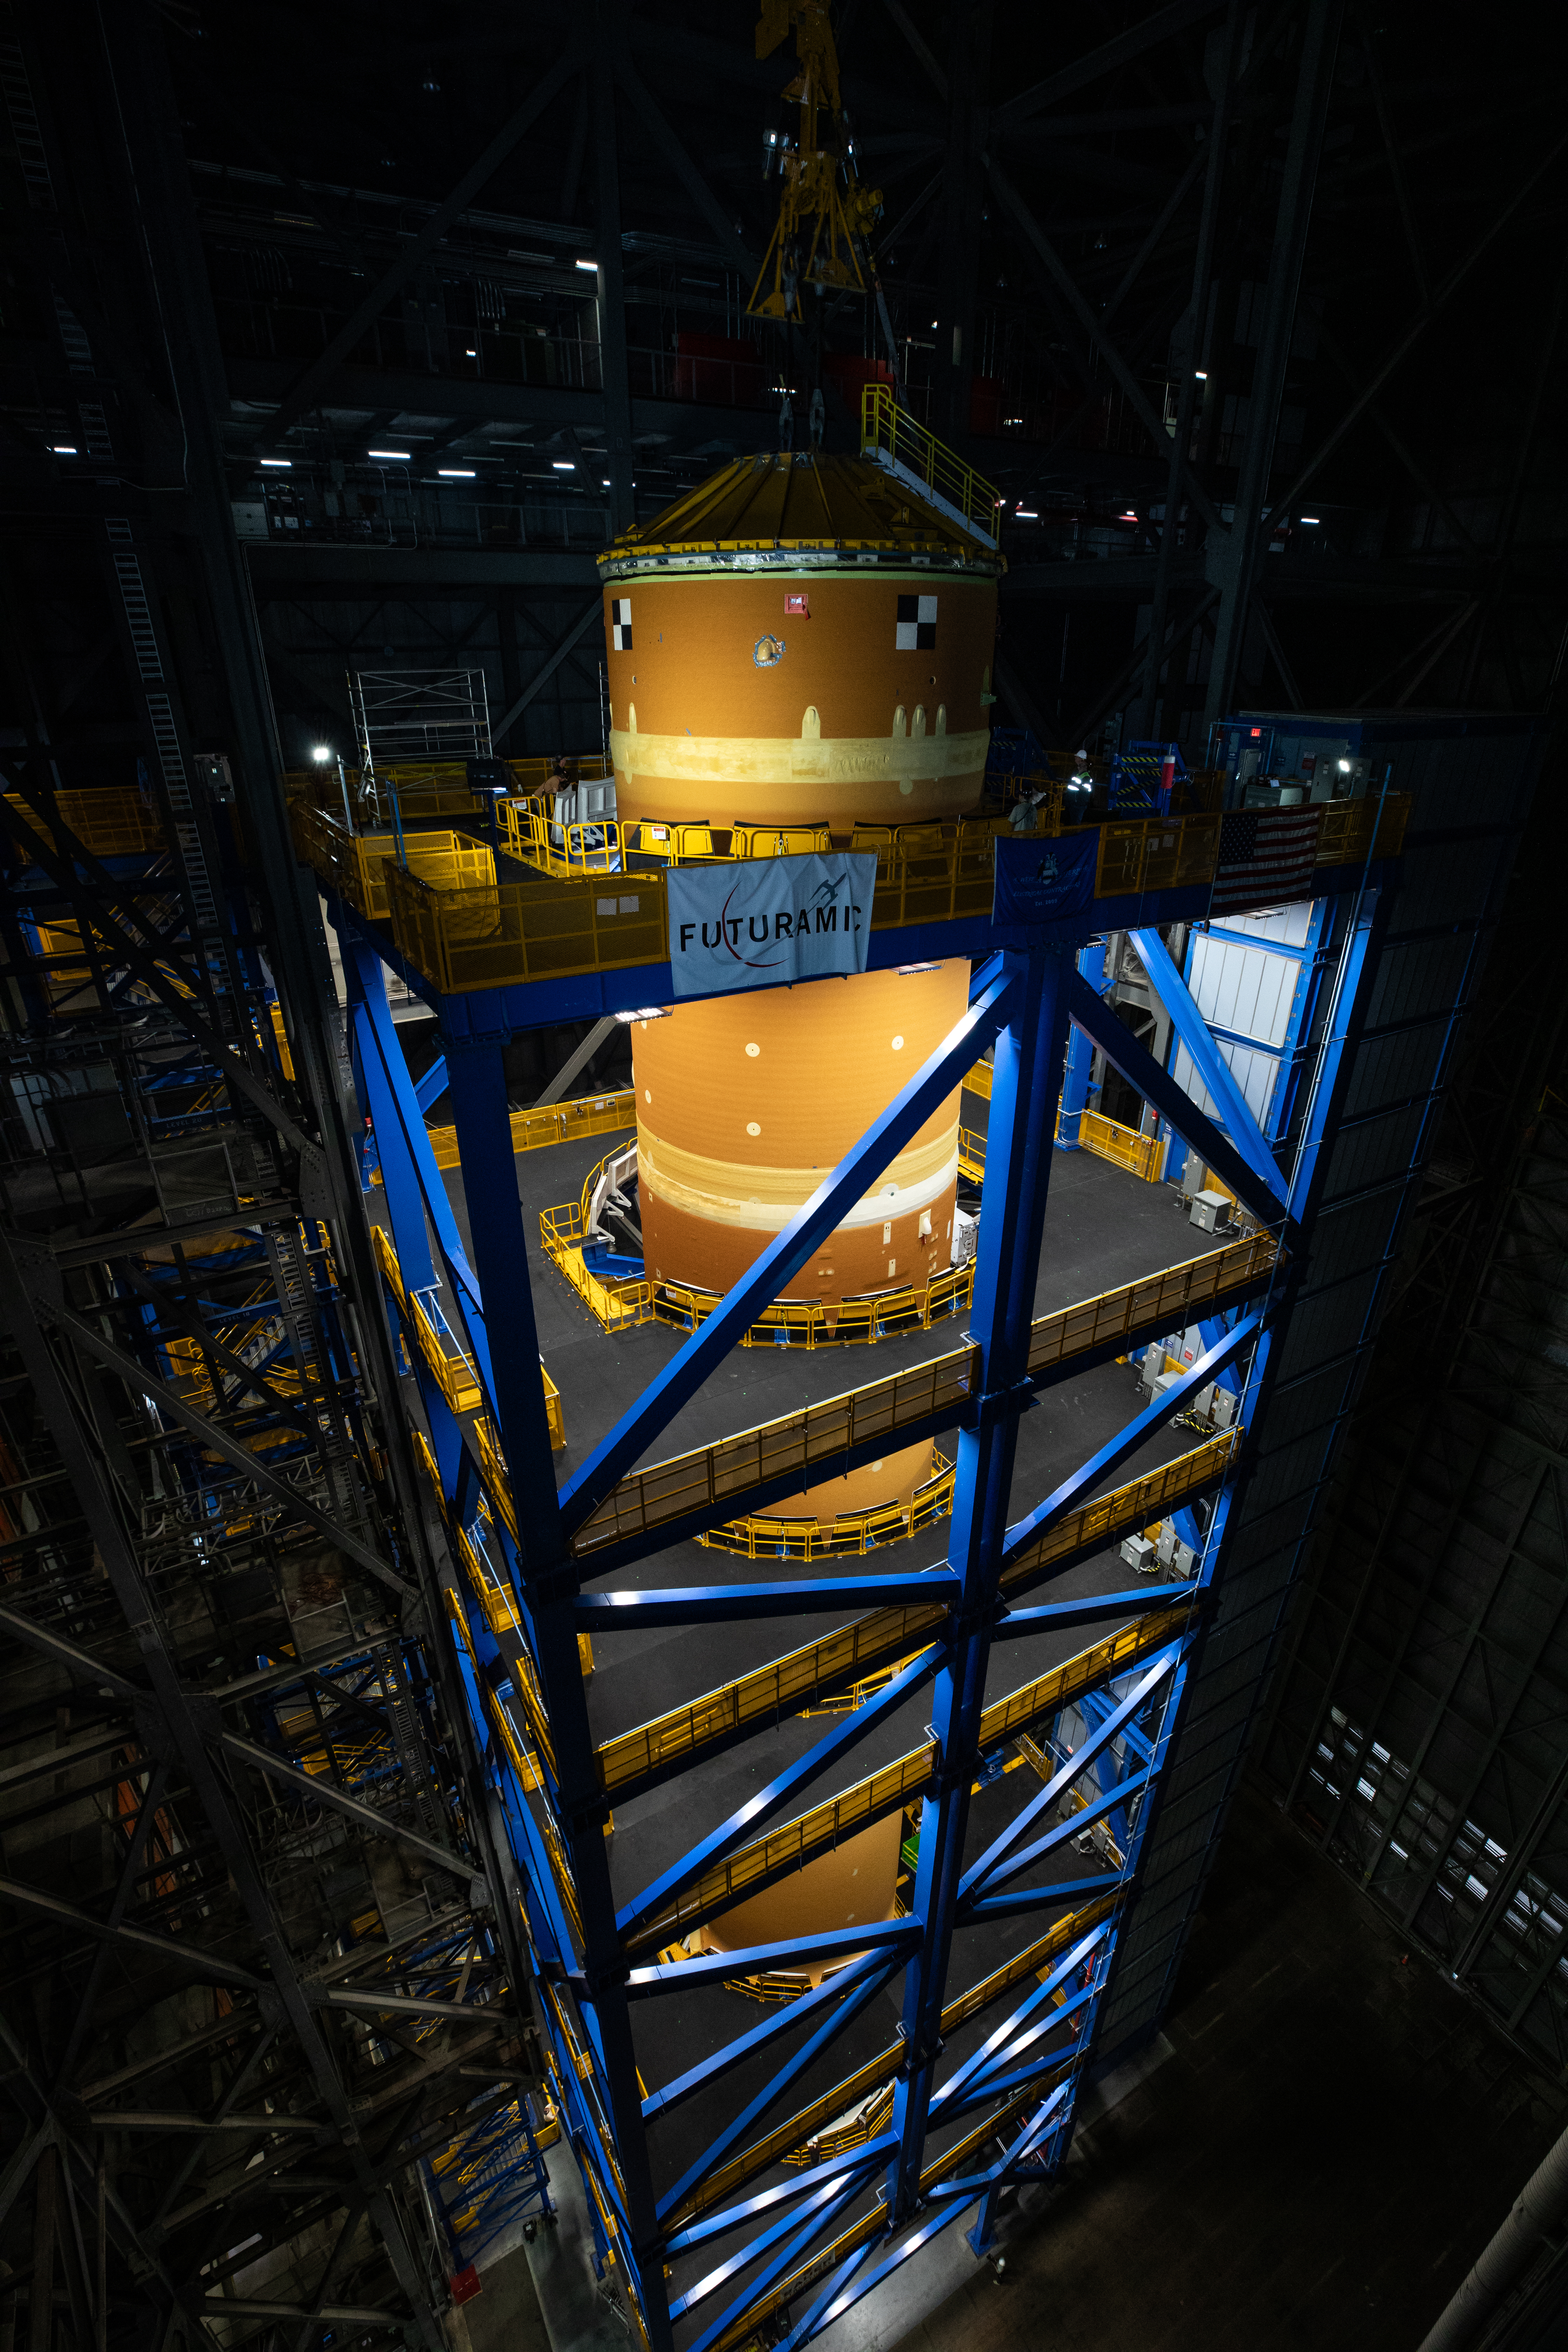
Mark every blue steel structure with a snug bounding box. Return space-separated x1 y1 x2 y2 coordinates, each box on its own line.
320 742 1423 2348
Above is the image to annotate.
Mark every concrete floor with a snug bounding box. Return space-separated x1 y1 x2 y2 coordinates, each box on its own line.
848 1777 1568 2352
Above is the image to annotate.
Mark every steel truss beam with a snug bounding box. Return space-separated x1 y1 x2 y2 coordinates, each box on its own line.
340 831 1387 2344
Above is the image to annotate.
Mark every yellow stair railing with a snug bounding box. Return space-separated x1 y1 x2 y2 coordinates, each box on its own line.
860 381 999 544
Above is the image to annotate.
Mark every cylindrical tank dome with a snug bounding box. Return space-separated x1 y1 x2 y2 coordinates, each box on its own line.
597 451 1003 1312
600 450 1001 833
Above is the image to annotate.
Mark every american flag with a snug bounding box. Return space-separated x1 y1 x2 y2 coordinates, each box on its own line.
1210 807 1322 915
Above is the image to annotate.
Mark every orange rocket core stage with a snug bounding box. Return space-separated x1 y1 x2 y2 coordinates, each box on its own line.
596 451 1003 1321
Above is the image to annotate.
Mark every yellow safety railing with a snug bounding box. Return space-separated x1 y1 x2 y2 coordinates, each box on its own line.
298 806 1257 1001
775 1897 1108 2166
958 1124 986 1182
1317 791 1411 864
500 798 625 877
724 2064 1082 2351
371 1222 564 1444
698 1447 955 1563
1000 1431 1231 1589
539 1171 656 1333
372 1087 636 1183
860 381 999 544
1074 1108 1166 1182
664 1880 1120 2226
655 1261 976 1350
540 1152 976 1351
288 801 495 922
4 787 165 858
385 857 667 995
1095 812 1224 898
598 1465 1209 1805
570 1232 1272 1560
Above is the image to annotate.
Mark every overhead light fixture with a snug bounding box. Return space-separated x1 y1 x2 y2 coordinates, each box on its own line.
1194 370 1207 380
438 467 475 477
260 457 291 468
1016 509 1038 519
1300 514 1321 525
575 258 598 272
311 745 334 763
465 347 477 356
1121 510 1138 521
615 1006 670 1023
602 477 611 486
50 443 77 454
368 449 410 460
552 460 575 471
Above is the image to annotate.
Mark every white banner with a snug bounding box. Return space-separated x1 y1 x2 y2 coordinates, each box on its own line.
667 853 876 997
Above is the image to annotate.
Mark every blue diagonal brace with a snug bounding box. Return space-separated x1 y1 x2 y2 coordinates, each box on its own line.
414 1053 448 1113
681 2174 869 2352
1066 970 1290 1231
995 1582 1205 1640
1129 926 1284 1198
575 1569 961 1629
959 1647 1179 1902
642 1946 892 2123
964 1869 1123 1923
968 1766 1153 1906
665 2132 898 2256
999 1315 1261 1574
559 956 1017 1536
654 1956 897 2221
616 1643 944 1937
626 1919 918 2000
930 1922 1111 2119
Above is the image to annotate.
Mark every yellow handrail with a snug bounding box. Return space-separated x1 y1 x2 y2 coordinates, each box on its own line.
598 1461 1218 1805
699 1448 956 1564
860 381 999 544
371 1086 636 1183
370 1222 565 1446
570 1232 1272 1559
665 1882 1122 2226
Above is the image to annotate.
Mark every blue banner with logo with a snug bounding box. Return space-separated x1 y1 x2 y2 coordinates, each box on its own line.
993 830 1099 926
667 852 875 997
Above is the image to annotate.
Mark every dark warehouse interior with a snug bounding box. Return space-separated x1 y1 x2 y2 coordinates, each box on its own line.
2 6 1566 2352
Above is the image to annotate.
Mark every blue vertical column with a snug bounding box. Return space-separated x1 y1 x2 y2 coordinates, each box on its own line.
884 945 1074 2226
441 1035 669 2350
1056 937 1105 1150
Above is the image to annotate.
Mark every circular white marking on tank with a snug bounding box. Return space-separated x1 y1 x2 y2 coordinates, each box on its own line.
871 1461 883 1473
643 1089 652 1104
744 1041 760 1057
746 1121 761 1136
891 1034 904 1049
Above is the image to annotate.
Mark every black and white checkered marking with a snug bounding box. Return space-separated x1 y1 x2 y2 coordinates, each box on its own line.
611 597 632 652
895 593 937 651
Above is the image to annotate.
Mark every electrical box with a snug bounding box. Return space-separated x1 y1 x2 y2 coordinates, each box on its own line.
1153 1370 1183 1412
1210 1385 1239 1429
1157 1523 1199 1578
1194 1380 1215 1420
950 1206 978 1268
1190 1189 1231 1233
1120 1532 1157 1573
